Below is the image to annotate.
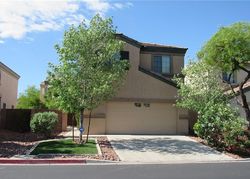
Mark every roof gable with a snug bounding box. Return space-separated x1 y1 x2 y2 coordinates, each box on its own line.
139 66 178 88
0 61 20 79
116 33 188 54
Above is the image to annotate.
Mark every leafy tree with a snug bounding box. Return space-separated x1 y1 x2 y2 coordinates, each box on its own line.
175 61 247 148
175 60 224 112
43 93 57 110
17 86 45 109
197 22 250 128
47 14 129 143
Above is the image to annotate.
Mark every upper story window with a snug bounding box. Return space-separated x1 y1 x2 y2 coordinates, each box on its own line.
152 55 171 74
222 72 236 84
113 51 129 61
120 51 129 60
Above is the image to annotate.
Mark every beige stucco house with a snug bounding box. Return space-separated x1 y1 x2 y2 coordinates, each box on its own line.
0 61 20 109
42 34 189 134
225 63 250 119
82 34 189 135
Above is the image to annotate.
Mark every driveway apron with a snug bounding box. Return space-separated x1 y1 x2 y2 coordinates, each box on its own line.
107 135 233 163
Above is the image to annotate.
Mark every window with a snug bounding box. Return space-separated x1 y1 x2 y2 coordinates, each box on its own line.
152 55 171 74
222 72 236 83
113 51 129 61
134 102 141 107
120 51 129 60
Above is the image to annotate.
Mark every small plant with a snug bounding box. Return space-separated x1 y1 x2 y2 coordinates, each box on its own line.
30 112 58 138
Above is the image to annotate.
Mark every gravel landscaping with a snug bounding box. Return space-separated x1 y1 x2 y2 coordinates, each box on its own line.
0 130 120 161
0 130 45 158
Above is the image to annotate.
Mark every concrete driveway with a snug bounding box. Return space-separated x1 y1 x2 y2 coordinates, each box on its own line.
107 135 234 163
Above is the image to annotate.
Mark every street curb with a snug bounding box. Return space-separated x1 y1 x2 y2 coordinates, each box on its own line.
86 159 120 164
0 159 86 164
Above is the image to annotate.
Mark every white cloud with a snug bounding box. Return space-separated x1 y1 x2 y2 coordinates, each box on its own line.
0 0 83 40
113 2 133 10
0 0 133 41
82 0 111 14
82 1 133 15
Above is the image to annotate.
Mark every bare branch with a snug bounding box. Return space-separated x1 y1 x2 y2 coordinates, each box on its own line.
231 57 250 73
238 72 250 125
229 83 242 106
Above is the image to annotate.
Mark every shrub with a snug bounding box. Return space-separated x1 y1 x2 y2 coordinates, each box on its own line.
176 60 248 149
244 140 250 148
30 112 58 137
223 117 247 147
194 102 247 148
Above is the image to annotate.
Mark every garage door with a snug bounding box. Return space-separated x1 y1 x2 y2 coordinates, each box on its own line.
106 102 177 134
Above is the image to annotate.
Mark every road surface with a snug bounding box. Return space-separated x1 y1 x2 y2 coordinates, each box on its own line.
0 162 250 179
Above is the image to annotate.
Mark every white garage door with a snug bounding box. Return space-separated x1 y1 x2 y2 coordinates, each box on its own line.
106 102 177 134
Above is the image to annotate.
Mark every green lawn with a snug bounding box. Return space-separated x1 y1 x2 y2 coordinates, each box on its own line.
31 139 98 155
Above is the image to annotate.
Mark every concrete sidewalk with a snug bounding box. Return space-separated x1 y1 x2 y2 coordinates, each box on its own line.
107 135 234 163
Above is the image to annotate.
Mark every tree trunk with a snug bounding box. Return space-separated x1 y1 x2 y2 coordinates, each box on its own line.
72 113 75 142
85 110 92 143
79 109 84 143
239 73 250 129
239 87 250 128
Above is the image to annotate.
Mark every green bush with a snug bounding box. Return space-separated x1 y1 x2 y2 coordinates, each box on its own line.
244 140 250 148
194 102 247 148
30 112 58 137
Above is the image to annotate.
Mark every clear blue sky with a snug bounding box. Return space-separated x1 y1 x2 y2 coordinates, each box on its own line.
0 0 250 94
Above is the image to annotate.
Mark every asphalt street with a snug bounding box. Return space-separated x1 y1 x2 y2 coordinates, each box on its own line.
0 162 250 179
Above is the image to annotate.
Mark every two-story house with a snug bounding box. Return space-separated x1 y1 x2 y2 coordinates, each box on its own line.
41 34 189 134
81 34 189 135
0 61 20 109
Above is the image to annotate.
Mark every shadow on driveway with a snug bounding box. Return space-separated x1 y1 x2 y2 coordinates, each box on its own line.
110 137 220 155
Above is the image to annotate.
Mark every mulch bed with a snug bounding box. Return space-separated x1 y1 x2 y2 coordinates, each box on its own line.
0 130 120 161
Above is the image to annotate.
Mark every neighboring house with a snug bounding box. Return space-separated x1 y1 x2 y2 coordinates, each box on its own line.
229 82 250 119
222 63 250 85
223 63 250 119
42 34 189 134
0 61 20 109
40 80 48 102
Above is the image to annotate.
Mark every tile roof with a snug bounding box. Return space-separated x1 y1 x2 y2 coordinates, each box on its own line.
115 33 188 54
141 42 187 50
